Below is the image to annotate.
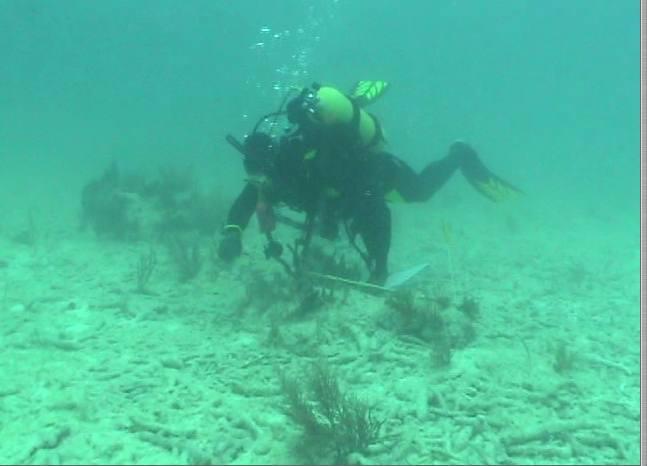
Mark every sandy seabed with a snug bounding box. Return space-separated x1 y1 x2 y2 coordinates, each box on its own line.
0 193 640 465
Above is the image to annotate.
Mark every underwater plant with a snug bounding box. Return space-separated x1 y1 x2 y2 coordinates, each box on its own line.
148 165 225 236
165 233 202 282
80 162 140 240
300 242 363 282
458 295 480 321
384 289 480 368
135 247 157 294
278 361 384 464
430 334 453 368
238 268 294 314
287 285 333 319
385 289 445 341
80 162 226 241
552 340 576 374
11 211 38 247
238 259 338 319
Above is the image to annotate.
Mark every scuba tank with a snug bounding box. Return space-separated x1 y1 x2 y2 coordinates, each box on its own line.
287 83 386 151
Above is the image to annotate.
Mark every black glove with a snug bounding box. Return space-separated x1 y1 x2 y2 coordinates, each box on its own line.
218 227 242 262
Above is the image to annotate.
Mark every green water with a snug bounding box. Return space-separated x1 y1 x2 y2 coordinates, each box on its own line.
0 1 640 464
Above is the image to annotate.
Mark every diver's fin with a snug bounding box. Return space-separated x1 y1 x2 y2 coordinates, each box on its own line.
470 175 522 203
459 148 522 202
349 80 390 107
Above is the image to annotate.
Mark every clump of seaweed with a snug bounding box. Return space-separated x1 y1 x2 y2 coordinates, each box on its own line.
165 233 202 282
238 268 294 314
278 361 384 464
301 242 363 282
430 334 453 368
238 258 339 319
80 162 140 240
385 289 445 342
552 340 576 374
11 211 38 247
287 284 334 320
458 295 480 321
384 289 481 367
135 247 157 294
146 166 224 236
80 162 226 241
265 318 285 347
433 294 452 312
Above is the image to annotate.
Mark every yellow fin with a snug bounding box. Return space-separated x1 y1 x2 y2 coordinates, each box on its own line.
476 177 521 202
349 80 390 107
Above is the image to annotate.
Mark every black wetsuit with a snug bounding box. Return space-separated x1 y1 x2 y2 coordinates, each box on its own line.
223 130 490 284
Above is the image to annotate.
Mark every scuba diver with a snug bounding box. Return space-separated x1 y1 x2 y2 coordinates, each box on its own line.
218 81 521 285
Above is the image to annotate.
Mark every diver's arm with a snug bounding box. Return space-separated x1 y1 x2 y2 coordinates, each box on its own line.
225 182 257 231
218 183 257 262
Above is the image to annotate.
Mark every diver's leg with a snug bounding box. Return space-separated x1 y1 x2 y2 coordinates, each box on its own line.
318 199 340 240
392 141 520 203
352 195 391 285
391 142 469 202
